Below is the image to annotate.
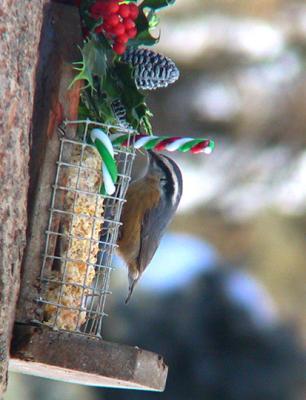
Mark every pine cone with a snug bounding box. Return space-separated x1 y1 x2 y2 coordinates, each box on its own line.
111 99 132 130
122 48 180 90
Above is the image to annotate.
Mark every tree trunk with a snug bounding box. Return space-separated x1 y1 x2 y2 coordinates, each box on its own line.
0 1 47 396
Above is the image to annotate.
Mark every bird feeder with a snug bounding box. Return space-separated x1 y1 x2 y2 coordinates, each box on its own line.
38 119 135 334
9 3 167 391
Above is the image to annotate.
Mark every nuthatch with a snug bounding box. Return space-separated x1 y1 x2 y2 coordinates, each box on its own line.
117 150 183 303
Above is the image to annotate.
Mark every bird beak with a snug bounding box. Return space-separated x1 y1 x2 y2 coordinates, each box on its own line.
147 150 163 174
125 277 138 304
147 149 157 161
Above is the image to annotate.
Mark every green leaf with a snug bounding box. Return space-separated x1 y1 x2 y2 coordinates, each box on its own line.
147 9 160 28
128 7 160 47
109 62 153 133
83 35 111 79
79 1 104 34
69 34 115 92
135 104 153 134
140 0 176 11
103 72 121 98
134 7 150 34
128 30 160 47
79 79 115 124
69 51 94 90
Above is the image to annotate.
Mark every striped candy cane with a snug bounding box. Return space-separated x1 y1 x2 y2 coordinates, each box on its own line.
91 129 118 195
111 133 215 154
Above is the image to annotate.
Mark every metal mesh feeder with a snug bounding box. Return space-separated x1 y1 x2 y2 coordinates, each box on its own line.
38 120 135 337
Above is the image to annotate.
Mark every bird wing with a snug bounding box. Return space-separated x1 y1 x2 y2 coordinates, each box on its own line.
137 200 174 275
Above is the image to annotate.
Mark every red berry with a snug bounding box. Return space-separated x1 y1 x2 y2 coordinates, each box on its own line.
102 21 112 32
104 31 113 40
116 33 129 44
104 14 120 27
113 42 126 55
90 1 106 19
111 23 125 36
82 26 89 38
95 24 104 33
123 18 135 30
126 27 137 39
128 3 139 20
104 0 119 14
118 4 130 18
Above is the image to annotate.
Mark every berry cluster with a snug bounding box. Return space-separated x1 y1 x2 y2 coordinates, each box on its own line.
90 1 139 55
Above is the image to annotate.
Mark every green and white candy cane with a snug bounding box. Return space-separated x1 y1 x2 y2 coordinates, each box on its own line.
91 128 118 195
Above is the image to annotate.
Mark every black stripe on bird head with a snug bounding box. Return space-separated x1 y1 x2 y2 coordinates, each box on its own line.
147 150 183 208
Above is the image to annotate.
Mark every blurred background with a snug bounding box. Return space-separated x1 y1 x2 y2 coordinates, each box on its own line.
6 0 306 399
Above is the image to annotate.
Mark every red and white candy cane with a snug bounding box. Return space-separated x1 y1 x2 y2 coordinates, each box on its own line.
110 133 215 154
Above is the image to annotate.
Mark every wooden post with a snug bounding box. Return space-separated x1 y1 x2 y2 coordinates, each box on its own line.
0 0 48 396
15 2 82 326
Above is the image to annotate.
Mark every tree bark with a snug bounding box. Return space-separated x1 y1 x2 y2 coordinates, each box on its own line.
0 1 47 396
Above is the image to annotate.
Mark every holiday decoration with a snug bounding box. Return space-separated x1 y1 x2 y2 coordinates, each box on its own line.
111 133 215 154
73 0 180 134
111 99 133 130
89 0 140 54
122 48 180 90
90 128 118 195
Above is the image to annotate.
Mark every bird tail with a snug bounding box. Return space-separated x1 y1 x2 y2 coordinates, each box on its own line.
125 276 138 304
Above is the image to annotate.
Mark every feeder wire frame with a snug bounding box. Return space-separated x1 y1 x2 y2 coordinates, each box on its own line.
37 120 136 338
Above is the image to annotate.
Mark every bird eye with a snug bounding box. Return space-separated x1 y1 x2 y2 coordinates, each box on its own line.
160 177 169 188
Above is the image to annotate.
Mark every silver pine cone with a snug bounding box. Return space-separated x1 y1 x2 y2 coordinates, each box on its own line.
111 99 133 130
121 48 180 90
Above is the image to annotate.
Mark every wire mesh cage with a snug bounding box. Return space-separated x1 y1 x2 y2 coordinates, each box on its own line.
37 120 135 338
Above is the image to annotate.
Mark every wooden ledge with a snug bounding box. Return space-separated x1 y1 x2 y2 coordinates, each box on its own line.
10 325 168 391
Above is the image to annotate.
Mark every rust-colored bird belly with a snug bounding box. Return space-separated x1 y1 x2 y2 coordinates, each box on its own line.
117 175 160 279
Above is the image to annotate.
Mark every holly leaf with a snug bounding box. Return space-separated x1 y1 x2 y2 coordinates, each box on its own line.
128 29 160 47
84 35 113 79
140 0 176 11
127 0 174 47
128 7 160 47
79 0 93 13
69 34 113 90
134 104 153 134
69 48 94 90
147 9 160 28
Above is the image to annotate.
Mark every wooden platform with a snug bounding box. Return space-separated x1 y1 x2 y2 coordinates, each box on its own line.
11 326 168 391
